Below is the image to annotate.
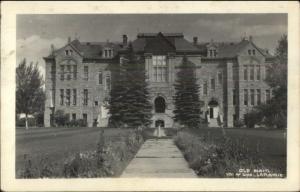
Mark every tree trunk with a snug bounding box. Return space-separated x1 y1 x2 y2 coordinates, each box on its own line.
25 113 28 130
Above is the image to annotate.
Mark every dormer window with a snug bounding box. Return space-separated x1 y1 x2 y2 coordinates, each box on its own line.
248 49 256 55
208 48 217 58
103 48 113 58
65 49 73 56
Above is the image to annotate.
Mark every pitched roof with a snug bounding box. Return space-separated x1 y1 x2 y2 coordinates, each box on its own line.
45 39 123 59
132 32 199 53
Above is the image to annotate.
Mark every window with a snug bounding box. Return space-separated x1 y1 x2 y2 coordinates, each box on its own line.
250 89 255 105
60 65 64 81
65 50 69 56
244 89 248 105
98 72 103 84
218 72 222 85
152 56 167 82
83 89 88 106
105 75 111 91
66 65 71 80
266 66 271 80
209 50 213 57
266 90 271 103
83 66 88 81
252 50 256 55
66 89 70 106
60 89 64 105
256 65 261 80
213 50 217 57
51 65 55 80
95 101 98 106
233 89 236 105
108 50 112 57
203 81 208 95
257 89 261 105
244 65 248 80
83 113 87 125
72 89 77 105
73 65 77 80
211 78 215 90
250 66 254 80
72 113 76 121
104 49 113 58
70 50 73 56
248 50 251 55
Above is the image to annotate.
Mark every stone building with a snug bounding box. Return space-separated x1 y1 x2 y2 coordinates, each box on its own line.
44 32 273 128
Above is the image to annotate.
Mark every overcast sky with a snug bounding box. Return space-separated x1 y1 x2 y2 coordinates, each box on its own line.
17 14 287 77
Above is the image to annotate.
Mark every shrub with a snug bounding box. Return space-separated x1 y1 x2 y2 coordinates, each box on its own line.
174 131 284 178
54 110 69 127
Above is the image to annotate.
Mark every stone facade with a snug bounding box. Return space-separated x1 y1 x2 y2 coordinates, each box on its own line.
44 33 273 128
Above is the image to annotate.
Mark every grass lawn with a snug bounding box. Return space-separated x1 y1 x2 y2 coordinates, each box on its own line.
16 127 133 178
187 128 287 173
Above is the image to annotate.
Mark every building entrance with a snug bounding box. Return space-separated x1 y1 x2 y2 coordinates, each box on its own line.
155 120 165 128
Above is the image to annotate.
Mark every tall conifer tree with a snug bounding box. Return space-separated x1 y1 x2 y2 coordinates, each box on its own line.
173 55 202 128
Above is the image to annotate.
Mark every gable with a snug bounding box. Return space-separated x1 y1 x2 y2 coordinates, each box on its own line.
238 42 265 57
144 33 176 54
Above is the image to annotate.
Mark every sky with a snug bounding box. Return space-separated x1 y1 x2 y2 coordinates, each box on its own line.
17 14 287 77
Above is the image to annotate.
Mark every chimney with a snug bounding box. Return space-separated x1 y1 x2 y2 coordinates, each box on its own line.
123 35 128 46
50 44 54 53
68 36 71 43
249 35 253 42
193 36 198 45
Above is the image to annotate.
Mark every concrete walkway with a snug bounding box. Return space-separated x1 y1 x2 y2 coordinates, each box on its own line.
121 139 197 178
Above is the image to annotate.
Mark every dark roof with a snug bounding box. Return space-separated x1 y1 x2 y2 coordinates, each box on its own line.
132 32 199 53
45 39 123 59
196 39 273 58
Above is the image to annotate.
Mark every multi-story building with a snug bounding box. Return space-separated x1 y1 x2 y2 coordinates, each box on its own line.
44 32 273 128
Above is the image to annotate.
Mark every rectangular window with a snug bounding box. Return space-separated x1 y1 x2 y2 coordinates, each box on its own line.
209 50 213 57
203 81 208 95
67 65 71 80
98 72 102 84
250 89 255 105
83 89 88 106
72 113 76 121
72 89 77 106
256 65 261 80
105 75 111 91
60 65 64 81
266 66 271 80
60 89 64 105
213 50 217 57
244 65 248 80
218 72 222 85
66 89 70 106
257 89 261 105
83 66 88 81
244 89 248 105
250 66 254 80
252 50 256 55
51 65 55 80
95 101 98 106
83 113 87 125
266 90 271 103
233 89 236 105
108 50 112 57
73 65 77 80
248 50 251 55
152 56 167 82
211 78 215 90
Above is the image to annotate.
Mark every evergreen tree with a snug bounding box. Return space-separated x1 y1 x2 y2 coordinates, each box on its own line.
173 55 202 128
108 43 152 128
107 60 129 127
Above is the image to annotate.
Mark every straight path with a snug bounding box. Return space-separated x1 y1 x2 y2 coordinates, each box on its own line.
121 139 197 178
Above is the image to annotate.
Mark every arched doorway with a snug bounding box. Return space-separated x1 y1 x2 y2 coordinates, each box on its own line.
155 96 166 113
208 99 219 119
155 120 165 128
